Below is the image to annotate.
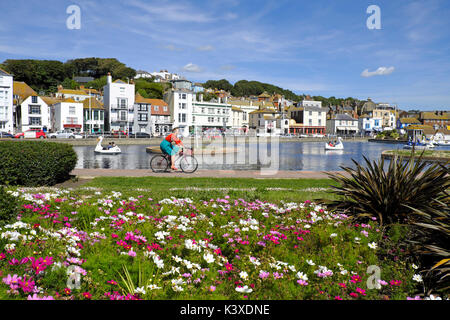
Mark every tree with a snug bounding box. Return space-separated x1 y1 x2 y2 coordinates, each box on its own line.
134 79 164 99
85 76 108 91
61 78 79 90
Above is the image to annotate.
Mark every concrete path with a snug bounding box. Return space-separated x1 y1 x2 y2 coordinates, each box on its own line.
71 169 349 179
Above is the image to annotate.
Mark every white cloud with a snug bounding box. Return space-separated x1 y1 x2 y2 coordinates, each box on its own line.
361 67 395 78
197 45 214 51
182 63 203 73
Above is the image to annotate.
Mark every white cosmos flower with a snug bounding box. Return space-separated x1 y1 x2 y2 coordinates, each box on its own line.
413 274 423 282
330 233 337 238
412 264 418 270
235 286 252 293
368 242 378 249
135 287 146 295
239 271 249 280
203 253 215 264
306 259 315 266
296 272 308 281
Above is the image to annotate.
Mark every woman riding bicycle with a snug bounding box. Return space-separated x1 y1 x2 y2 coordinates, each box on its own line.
160 127 184 171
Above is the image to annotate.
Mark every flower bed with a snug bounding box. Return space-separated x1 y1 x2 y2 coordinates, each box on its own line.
0 188 433 300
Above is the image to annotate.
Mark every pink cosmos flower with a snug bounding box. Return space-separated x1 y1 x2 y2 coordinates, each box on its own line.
83 292 92 299
297 280 308 286
18 276 35 293
349 292 358 298
356 288 366 296
335 296 342 300
209 286 216 292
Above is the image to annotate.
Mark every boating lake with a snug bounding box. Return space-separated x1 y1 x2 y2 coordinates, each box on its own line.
72 140 450 171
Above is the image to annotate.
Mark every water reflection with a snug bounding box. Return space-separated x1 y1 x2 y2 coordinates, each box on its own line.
74 141 421 171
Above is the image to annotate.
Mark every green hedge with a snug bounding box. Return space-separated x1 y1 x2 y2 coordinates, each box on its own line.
0 141 77 186
0 186 18 226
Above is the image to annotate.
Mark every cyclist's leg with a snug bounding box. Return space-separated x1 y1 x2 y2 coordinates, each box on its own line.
170 145 180 170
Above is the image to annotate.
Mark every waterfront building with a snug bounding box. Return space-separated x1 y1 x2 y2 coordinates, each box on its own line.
191 95 232 132
150 99 171 136
396 117 421 130
103 73 135 133
163 88 194 137
327 114 359 135
83 97 105 133
52 98 84 133
15 94 52 133
0 68 14 133
419 111 450 129
249 106 281 135
359 115 383 136
287 100 327 135
228 99 260 128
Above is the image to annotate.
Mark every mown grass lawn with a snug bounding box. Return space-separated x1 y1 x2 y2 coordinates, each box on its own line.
0 176 429 301
82 177 340 203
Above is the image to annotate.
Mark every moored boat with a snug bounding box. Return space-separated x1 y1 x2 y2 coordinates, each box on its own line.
94 136 121 154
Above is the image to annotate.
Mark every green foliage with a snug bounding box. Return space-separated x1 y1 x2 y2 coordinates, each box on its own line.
85 76 108 91
203 79 233 92
2 59 69 94
407 169 450 294
61 78 79 90
321 155 450 226
2 58 136 94
197 92 218 102
134 79 164 99
0 141 77 186
65 57 136 79
0 186 18 226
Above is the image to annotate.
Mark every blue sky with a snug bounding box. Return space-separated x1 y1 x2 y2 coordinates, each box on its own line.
1 0 449 110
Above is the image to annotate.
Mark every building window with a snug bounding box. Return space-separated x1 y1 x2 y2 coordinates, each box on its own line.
32 96 38 104
138 113 148 121
318 119 322 126
178 113 186 123
163 106 168 112
94 110 99 120
29 117 41 125
69 106 76 115
29 105 41 114
192 116 196 123
120 111 127 121
154 105 159 112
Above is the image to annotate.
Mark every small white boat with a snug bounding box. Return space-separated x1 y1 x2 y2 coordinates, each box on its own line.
325 137 344 150
434 140 450 146
94 136 121 154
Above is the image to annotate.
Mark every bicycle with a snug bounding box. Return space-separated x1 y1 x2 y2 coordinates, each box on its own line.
150 147 199 173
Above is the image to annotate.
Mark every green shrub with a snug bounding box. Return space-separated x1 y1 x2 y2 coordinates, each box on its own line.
320 155 449 226
0 186 18 225
0 141 77 186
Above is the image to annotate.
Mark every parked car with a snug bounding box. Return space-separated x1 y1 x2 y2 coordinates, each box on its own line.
133 132 152 139
0 131 14 138
14 129 47 139
298 134 309 138
48 130 83 139
312 134 325 138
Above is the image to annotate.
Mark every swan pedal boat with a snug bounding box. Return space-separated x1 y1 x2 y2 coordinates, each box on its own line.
94 136 122 154
325 137 344 150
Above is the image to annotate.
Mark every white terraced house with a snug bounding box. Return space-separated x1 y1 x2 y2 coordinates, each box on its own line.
17 95 52 132
163 88 194 137
0 68 14 132
191 95 232 132
52 98 84 133
103 73 135 133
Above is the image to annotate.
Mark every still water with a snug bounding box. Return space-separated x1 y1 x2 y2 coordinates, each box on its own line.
73 141 423 171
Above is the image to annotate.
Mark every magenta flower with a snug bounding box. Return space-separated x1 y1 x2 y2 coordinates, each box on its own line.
18 276 35 293
297 280 308 286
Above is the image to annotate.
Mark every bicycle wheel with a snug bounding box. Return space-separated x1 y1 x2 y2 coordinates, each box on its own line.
180 155 198 173
150 155 169 173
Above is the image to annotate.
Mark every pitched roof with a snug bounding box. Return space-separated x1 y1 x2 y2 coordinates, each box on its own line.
400 117 421 124
420 111 450 120
58 88 89 96
135 93 168 106
258 92 271 98
249 108 278 115
333 113 357 121
41 96 61 106
13 81 37 100
82 97 104 110
232 106 244 112
113 79 127 84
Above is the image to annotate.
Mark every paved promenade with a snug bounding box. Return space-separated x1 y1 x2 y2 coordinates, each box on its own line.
71 169 349 179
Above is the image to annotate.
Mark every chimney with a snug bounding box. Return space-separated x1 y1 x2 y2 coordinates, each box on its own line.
107 72 112 84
